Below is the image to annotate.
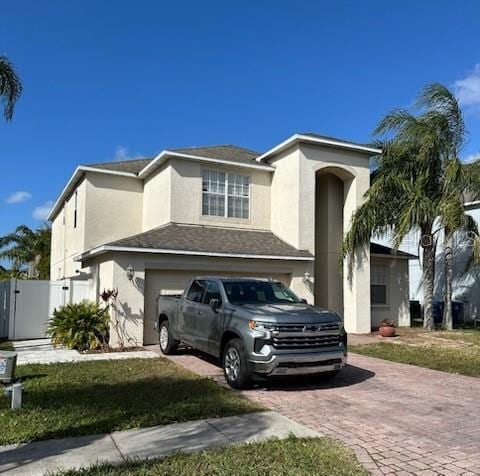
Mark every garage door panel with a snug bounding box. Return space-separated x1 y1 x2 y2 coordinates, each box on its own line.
143 270 291 345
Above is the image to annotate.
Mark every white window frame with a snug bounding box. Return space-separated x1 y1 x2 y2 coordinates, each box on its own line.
371 263 389 307
202 169 250 219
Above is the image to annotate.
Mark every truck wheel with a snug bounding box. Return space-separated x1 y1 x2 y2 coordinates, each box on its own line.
223 338 251 389
159 320 179 355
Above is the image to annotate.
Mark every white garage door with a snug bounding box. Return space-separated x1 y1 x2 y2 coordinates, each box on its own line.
144 270 291 345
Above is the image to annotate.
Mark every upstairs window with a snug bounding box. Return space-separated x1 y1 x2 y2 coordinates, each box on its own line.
202 170 249 219
202 170 225 217
227 173 249 218
371 263 388 305
73 191 78 228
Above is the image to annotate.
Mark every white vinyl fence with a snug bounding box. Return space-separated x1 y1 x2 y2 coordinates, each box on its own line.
0 279 90 340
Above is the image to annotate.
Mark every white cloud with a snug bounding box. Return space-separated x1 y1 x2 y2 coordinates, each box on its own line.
454 64 480 110
5 191 32 204
113 145 142 162
33 200 54 220
114 146 130 161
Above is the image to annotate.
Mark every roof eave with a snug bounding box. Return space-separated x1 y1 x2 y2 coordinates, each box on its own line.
256 134 382 162
74 245 314 263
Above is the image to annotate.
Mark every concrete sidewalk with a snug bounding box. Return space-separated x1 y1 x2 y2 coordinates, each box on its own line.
13 339 158 365
0 411 319 475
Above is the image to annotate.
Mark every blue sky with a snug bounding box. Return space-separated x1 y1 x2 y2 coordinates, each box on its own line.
1 0 480 238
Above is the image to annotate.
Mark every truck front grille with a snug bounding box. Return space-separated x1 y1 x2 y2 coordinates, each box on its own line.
272 322 340 333
272 333 340 350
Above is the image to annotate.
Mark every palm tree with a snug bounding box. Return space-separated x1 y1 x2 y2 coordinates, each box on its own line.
33 226 51 279
0 225 51 279
343 84 467 330
436 159 479 329
417 84 480 330
0 55 22 121
342 136 440 330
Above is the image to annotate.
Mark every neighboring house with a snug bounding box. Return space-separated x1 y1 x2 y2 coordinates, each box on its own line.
48 133 415 347
405 200 480 323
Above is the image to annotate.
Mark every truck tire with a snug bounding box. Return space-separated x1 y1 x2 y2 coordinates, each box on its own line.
159 319 179 355
222 338 251 389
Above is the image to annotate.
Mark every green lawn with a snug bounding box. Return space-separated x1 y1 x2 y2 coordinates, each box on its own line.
351 330 480 377
438 327 480 346
0 340 14 351
0 358 261 445
56 436 367 476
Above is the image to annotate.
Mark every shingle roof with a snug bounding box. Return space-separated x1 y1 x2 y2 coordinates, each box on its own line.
84 145 260 175
86 158 153 174
171 145 260 164
370 242 417 259
105 223 313 259
84 137 378 175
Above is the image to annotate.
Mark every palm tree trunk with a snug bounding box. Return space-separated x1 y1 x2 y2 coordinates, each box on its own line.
422 233 435 331
442 229 454 330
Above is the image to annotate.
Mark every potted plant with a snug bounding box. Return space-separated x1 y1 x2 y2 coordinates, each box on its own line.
379 319 396 337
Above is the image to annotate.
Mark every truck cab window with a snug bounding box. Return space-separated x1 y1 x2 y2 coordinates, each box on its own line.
202 280 222 305
186 280 205 303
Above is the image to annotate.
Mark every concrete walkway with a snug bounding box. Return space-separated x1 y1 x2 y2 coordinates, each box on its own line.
0 411 318 476
13 339 158 365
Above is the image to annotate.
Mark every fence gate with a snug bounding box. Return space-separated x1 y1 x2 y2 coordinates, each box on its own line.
0 279 90 340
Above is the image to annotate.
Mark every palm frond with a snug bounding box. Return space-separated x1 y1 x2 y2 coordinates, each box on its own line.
417 83 465 152
0 55 22 121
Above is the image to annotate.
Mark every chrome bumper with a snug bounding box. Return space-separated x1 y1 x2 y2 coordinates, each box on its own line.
249 350 347 376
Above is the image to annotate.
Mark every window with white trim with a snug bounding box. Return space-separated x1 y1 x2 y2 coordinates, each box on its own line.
371 263 388 305
202 170 249 219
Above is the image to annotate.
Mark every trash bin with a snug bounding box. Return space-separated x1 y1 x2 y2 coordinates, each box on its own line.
0 351 18 384
432 301 463 327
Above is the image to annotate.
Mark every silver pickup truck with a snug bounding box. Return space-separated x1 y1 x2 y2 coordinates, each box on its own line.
155 277 347 388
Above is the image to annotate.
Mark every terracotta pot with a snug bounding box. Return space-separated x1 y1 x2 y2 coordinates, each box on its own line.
379 325 396 337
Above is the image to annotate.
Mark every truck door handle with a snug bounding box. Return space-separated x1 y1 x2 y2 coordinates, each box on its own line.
197 310 203 316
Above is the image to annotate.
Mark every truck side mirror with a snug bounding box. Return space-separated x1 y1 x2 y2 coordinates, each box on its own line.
209 298 221 312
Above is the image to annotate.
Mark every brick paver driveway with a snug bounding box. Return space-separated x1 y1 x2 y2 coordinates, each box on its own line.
151 347 480 475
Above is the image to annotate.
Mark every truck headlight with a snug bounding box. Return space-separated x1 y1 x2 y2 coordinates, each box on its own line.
248 320 276 331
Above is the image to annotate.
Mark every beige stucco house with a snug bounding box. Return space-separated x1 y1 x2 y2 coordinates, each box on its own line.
48 133 414 347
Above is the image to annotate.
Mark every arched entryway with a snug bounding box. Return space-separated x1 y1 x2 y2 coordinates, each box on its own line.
314 166 355 318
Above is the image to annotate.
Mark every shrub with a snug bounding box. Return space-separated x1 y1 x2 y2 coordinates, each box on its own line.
47 301 110 351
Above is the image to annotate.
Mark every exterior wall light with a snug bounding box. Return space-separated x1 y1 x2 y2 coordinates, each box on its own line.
126 265 135 281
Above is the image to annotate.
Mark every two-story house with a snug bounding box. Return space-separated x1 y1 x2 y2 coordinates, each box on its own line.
48 133 415 346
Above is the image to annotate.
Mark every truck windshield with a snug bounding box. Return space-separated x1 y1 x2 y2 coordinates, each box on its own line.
223 281 302 305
